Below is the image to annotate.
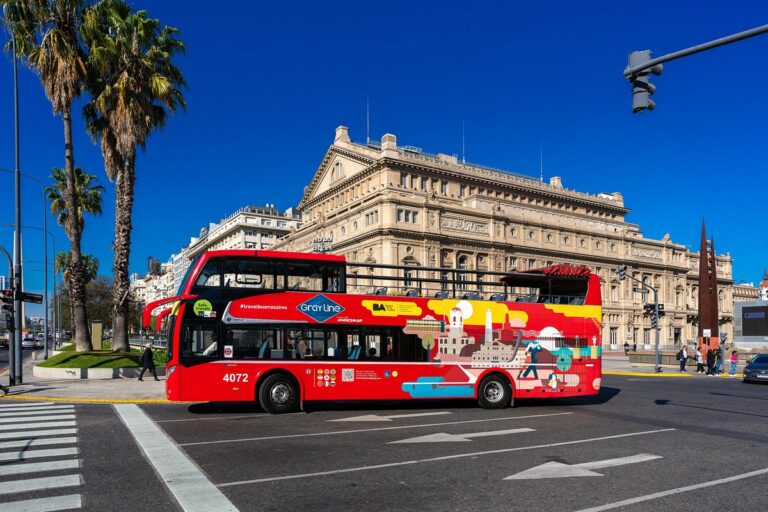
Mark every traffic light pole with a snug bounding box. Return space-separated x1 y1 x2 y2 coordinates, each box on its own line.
617 266 662 373
624 24 768 78
0 245 14 386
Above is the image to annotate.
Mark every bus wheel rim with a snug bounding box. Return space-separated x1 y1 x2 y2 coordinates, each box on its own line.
270 383 292 405
484 381 503 403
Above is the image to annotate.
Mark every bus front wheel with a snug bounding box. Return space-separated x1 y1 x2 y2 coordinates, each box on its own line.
477 374 512 409
258 373 300 414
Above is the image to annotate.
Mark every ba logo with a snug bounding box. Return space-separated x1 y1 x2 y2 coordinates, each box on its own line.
297 295 344 323
372 303 386 311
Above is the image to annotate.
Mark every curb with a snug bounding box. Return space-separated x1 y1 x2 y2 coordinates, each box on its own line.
0 394 171 404
604 370 743 378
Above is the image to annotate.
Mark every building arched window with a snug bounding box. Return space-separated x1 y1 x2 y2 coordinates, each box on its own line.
457 255 469 291
331 162 345 182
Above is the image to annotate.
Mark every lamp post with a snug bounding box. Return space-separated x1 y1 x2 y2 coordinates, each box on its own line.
11 29 22 384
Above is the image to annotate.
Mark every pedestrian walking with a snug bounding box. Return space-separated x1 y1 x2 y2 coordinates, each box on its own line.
730 350 738 377
706 349 715 376
0 382 7 396
138 342 159 382
624 341 629 356
679 345 689 373
696 347 704 373
716 345 725 375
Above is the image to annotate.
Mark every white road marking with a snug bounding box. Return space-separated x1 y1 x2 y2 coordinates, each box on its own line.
2 429 77 440
0 447 79 462
0 437 78 450
0 406 75 416
504 453 662 479
0 459 80 477
0 421 76 432
576 467 768 512
156 414 262 424
114 404 239 512
329 411 453 422
0 415 75 424
0 402 55 408
0 494 82 512
390 427 535 444
0 408 74 418
217 428 675 487
0 475 82 496
181 412 573 447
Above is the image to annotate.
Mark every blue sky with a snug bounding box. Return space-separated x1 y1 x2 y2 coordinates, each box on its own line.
1 0 767 317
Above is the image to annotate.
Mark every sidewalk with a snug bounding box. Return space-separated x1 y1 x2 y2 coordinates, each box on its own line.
0 376 168 403
602 353 742 378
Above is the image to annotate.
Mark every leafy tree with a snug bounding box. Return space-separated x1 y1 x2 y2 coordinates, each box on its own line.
82 0 186 352
3 0 93 351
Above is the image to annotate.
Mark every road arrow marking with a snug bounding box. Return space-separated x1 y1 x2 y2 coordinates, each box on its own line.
390 427 534 444
329 411 452 422
505 453 662 480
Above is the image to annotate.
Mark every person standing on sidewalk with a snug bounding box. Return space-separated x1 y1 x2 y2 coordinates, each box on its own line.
696 347 705 373
679 345 689 373
729 350 738 377
138 342 159 382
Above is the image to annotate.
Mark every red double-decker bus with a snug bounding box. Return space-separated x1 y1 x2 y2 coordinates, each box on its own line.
143 250 602 413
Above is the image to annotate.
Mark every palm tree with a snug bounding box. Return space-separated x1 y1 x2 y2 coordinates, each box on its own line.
47 166 103 347
3 0 93 351
48 166 104 235
55 251 99 338
82 0 186 352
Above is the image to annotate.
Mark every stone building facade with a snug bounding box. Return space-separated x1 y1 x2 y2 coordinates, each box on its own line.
272 126 736 350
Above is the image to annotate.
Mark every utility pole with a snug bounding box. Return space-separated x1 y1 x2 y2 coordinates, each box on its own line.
624 23 768 113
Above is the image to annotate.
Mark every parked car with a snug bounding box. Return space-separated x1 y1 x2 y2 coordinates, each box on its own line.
742 354 768 383
21 336 36 349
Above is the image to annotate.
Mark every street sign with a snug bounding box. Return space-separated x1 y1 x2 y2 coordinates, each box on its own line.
633 287 646 293
20 292 43 304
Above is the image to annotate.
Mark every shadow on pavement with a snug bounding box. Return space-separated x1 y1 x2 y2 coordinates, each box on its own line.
191 388 622 415
655 398 768 419
516 386 621 408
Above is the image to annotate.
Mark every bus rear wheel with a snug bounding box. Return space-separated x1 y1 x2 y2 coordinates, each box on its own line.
258 373 300 414
477 374 512 409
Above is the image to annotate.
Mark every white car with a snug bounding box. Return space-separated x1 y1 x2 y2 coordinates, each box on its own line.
21 337 36 349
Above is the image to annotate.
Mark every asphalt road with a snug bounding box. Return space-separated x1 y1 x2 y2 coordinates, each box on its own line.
1 374 766 511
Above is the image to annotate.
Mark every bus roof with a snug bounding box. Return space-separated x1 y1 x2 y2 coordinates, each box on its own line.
198 249 346 263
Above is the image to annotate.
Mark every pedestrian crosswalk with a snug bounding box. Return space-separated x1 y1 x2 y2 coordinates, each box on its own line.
0 401 83 512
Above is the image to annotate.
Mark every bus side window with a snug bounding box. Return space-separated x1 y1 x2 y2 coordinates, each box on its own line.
181 324 217 358
194 260 221 288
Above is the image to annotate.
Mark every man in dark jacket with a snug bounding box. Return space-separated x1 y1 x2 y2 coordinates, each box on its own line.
138 342 159 381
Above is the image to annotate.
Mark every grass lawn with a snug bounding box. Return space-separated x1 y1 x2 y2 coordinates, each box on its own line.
39 346 167 369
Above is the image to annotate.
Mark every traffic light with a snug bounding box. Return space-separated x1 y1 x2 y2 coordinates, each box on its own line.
650 314 658 329
0 289 12 314
627 50 663 113
617 265 627 280
0 289 13 330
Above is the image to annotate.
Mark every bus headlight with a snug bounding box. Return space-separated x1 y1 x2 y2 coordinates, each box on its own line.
166 365 176 378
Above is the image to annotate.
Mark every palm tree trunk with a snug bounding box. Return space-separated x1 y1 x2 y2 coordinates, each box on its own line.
63 108 92 352
111 152 135 352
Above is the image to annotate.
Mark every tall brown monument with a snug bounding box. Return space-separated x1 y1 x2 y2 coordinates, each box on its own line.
697 221 720 351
